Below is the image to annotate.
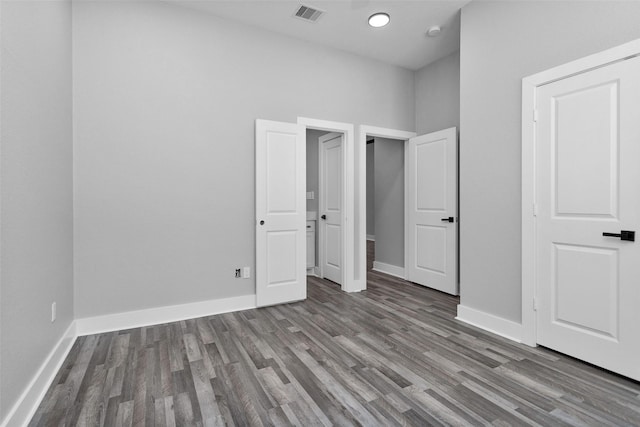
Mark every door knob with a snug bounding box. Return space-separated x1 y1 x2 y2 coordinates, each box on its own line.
259 220 265 225
603 230 635 241
441 217 454 223
321 215 326 220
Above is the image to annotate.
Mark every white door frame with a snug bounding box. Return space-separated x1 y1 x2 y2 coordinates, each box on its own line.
357 125 416 291
521 38 640 347
298 117 357 292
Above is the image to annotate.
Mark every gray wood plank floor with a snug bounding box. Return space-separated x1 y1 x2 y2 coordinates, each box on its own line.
31 247 640 426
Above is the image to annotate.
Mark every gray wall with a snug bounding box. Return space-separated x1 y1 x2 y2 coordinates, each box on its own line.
460 0 640 322
306 129 326 214
72 1 415 318
0 0 74 419
373 138 404 268
415 51 460 135
366 143 375 238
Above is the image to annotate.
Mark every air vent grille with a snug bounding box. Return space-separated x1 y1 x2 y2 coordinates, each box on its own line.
293 4 324 22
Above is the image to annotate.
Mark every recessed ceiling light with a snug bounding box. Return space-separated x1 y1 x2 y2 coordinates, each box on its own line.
426 26 442 37
368 13 390 28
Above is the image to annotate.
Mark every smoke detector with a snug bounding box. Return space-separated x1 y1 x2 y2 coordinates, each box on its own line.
426 26 442 37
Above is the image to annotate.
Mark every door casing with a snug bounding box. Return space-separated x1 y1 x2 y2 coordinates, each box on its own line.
356 126 416 291
521 38 640 347
298 117 356 292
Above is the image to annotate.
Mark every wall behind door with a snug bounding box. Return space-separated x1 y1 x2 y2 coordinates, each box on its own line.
415 50 460 135
366 143 375 239
373 138 404 270
72 1 415 318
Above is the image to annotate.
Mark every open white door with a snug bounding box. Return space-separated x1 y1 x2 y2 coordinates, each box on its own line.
318 132 343 285
535 56 640 380
406 127 458 295
256 119 306 307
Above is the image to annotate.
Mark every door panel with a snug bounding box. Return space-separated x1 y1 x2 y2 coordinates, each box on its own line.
416 225 446 274
266 231 298 285
406 128 457 295
416 139 447 210
536 56 640 380
319 133 343 285
554 82 618 217
256 120 306 307
553 244 618 339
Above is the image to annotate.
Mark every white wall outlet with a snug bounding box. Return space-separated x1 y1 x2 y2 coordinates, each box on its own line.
51 302 56 323
306 191 314 200
242 266 251 278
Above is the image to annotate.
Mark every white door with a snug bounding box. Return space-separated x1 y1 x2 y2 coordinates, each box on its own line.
406 128 457 295
536 56 640 380
255 119 306 307
319 132 343 285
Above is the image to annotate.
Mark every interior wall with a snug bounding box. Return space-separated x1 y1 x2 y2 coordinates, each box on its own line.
366 142 375 238
460 0 640 322
72 1 415 318
414 50 460 135
0 0 73 420
373 137 404 269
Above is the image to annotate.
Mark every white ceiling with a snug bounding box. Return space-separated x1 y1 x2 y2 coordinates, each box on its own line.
170 0 471 70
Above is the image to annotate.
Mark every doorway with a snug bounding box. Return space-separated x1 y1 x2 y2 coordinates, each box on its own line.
366 136 407 279
255 118 355 308
305 129 345 286
298 117 356 293
358 126 458 295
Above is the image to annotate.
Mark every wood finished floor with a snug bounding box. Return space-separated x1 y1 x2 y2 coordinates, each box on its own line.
31 246 640 426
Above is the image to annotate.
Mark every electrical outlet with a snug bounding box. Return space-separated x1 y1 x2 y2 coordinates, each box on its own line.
235 268 241 278
242 267 251 278
51 302 56 323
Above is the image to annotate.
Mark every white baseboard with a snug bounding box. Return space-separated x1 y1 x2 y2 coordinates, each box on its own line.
306 266 320 277
366 234 375 241
1 293 258 427
456 304 523 343
76 294 257 336
372 261 405 279
1 322 77 427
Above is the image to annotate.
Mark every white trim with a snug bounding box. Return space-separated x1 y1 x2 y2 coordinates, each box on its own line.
521 38 640 348
372 261 405 279
1 322 77 427
75 294 256 336
521 77 537 347
456 305 523 343
366 234 375 241
404 139 410 283
298 117 356 293
358 125 416 291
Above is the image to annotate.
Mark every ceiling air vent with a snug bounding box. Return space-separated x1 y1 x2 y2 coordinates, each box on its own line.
293 4 324 23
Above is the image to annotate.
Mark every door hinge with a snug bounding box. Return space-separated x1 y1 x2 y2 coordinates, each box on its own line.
533 297 538 311
533 203 538 217
533 109 539 122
